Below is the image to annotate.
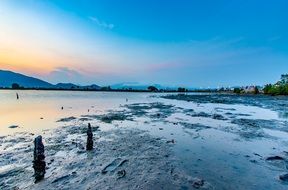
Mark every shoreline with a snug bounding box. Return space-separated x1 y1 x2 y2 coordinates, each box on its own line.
1 88 287 96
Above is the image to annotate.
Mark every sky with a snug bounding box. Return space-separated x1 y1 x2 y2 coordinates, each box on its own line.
0 0 287 87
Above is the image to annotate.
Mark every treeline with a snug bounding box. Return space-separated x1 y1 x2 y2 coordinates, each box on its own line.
1 83 193 93
263 74 288 96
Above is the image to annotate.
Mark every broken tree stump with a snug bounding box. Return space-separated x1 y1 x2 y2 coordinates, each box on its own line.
86 123 93 150
33 135 46 182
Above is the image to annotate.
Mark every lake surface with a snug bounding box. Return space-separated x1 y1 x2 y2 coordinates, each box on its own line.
1 90 288 189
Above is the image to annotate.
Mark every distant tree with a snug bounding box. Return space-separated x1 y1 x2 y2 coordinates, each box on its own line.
12 83 20 89
101 86 112 91
280 74 288 84
233 88 241 94
254 86 259 94
178 87 187 92
263 84 272 94
147 86 158 92
219 87 225 92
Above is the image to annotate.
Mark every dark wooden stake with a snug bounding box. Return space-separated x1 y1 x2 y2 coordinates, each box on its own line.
86 123 93 150
33 135 46 183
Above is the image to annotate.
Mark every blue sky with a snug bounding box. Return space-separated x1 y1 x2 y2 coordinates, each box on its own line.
0 0 287 87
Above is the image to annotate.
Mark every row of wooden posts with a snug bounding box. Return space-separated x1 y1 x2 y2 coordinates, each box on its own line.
33 123 93 183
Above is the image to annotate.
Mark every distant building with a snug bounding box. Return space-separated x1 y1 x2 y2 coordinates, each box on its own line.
243 86 258 94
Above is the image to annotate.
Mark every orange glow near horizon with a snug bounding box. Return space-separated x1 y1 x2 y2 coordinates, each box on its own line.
0 49 61 75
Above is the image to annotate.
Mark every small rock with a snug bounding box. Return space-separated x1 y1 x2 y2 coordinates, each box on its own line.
266 156 284 161
166 139 175 144
253 153 262 157
117 170 126 179
159 128 163 130
279 173 288 181
192 178 205 189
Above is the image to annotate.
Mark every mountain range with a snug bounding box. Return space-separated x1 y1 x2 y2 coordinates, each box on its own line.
0 69 184 90
0 70 100 90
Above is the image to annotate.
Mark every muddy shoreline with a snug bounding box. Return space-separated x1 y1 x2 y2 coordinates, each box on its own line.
0 122 211 190
1 92 288 189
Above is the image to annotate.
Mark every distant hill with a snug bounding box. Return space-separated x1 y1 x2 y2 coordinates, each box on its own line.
55 83 79 89
0 70 101 90
0 70 53 88
111 82 173 90
55 83 100 90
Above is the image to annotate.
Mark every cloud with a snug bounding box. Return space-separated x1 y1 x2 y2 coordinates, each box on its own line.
46 67 85 84
89 16 114 29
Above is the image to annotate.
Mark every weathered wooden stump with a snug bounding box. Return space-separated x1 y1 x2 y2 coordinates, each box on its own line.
33 135 46 182
86 123 93 150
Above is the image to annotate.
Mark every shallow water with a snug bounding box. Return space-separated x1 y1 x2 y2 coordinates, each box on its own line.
1 90 288 189
0 90 153 135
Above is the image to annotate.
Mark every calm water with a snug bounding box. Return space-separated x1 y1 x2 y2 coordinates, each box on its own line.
0 90 282 135
1 90 288 190
0 90 154 135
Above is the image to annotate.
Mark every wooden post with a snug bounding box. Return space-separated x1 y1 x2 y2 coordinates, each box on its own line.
86 123 93 150
33 135 46 182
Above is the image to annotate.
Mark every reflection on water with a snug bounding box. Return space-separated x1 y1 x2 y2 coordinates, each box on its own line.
1 90 284 135
0 90 153 135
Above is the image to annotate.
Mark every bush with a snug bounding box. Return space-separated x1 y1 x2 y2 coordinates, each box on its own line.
178 87 187 92
147 86 158 92
233 88 241 94
263 84 272 94
263 83 288 95
254 86 259 94
11 83 20 89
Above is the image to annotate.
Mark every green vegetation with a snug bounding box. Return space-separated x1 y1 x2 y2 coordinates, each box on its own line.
147 86 158 92
177 87 187 92
100 86 112 91
11 83 22 89
233 88 241 94
254 86 259 94
263 74 288 95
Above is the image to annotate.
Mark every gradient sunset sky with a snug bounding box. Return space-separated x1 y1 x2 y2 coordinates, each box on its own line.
0 0 287 87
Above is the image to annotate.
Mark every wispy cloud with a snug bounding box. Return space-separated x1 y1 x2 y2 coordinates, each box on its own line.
89 16 114 29
46 67 85 84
